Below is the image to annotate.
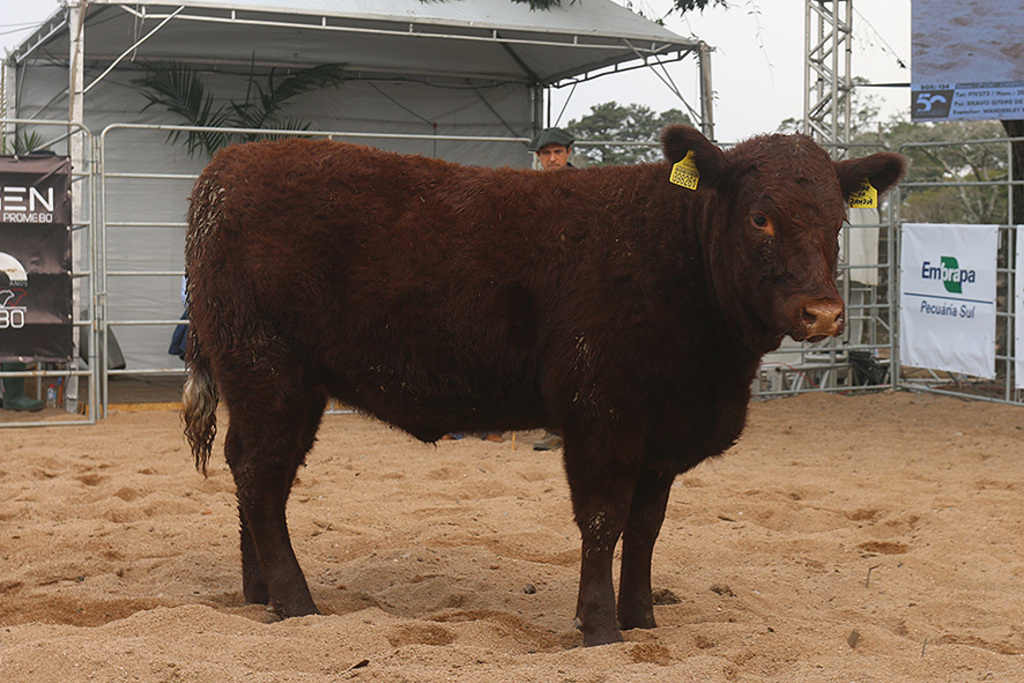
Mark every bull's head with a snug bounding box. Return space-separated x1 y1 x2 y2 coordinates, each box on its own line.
661 125 905 351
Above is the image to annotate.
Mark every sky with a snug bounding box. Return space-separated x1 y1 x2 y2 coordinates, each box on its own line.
551 0 912 141
0 0 912 142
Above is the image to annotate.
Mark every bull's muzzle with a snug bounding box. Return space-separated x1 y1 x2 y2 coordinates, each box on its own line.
801 299 845 342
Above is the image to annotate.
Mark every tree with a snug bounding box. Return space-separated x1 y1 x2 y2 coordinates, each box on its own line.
566 102 691 165
776 78 883 139
878 117 1008 225
0 130 47 155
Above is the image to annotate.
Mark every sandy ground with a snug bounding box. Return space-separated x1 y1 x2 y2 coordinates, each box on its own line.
1 390 1022 682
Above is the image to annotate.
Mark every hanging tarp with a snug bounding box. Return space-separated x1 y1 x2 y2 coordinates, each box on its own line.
0 154 73 362
7 0 701 88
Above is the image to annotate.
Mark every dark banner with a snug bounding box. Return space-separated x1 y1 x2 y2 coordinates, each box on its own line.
0 154 73 362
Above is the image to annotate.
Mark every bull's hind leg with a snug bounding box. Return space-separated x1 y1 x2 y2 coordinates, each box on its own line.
223 391 326 617
617 468 675 630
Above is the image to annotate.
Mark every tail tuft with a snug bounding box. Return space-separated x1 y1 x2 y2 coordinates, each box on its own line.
181 328 219 476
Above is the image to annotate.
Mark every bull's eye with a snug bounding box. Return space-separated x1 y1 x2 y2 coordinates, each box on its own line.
749 212 775 237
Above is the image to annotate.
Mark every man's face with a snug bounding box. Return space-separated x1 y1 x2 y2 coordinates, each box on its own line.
536 143 571 171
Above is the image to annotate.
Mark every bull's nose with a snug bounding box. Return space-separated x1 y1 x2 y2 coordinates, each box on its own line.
802 300 845 340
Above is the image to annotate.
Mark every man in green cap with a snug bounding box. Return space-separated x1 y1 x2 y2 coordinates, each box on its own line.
528 127 575 171
527 127 575 450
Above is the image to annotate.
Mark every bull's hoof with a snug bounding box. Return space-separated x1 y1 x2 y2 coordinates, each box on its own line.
281 604 321 618
617 593 658 631
617 607 657 631
581 628 624 647
619 615 657 631
575 616 624 647
270 597 321 619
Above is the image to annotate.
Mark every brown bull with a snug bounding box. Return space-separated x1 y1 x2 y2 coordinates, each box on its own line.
182 125 904 646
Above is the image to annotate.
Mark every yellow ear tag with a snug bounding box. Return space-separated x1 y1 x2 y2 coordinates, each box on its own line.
669 150 700 190
848 178 877 209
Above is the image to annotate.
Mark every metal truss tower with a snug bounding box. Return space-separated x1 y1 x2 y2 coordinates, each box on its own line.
804 0 853 157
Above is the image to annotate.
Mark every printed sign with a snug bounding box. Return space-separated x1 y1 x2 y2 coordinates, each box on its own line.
913 83 1024 122
912 0 1024 121
899 223 997 379
0 154 73 362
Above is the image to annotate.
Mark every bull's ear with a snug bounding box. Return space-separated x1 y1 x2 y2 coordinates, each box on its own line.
834 152 906 201
661 124 726 185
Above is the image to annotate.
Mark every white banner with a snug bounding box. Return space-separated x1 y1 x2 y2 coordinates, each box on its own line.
900 223 998 379
1017 227 1024 388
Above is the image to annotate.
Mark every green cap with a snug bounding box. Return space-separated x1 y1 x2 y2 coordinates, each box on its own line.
528 127 575 151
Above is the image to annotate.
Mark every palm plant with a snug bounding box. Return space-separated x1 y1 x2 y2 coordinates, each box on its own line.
0 130 48 155
134 60 347 157
230 64 349 142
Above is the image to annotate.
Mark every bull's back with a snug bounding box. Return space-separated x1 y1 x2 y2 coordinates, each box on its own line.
189 138 541 288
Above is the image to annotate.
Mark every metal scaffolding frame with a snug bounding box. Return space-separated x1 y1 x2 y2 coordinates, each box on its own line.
803 0 853 154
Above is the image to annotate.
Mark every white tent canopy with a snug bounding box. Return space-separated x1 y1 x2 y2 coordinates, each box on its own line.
9 0 709 110
2 0 712 375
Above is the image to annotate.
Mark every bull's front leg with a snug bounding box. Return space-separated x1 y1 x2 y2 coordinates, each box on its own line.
617 468 675 630
562 422 644 646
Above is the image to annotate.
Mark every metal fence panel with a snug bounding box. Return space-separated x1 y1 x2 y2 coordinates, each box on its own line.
894 136 1023 406
13 123 1019 423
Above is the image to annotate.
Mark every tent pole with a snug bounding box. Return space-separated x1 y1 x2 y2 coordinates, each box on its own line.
68 1 84 134
532 84 544 132
68 0 89 416
1 57 14 150
697 42 715 142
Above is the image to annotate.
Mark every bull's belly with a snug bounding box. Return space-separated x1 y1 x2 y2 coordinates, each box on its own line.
326 369 550 442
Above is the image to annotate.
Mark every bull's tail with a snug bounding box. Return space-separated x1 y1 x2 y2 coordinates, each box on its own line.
181 324 219 476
